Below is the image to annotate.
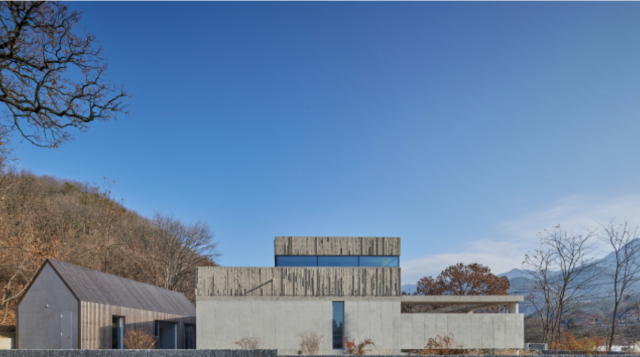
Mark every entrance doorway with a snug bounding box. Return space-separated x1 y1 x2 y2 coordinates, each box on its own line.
112 316 124 349
155 321 177 349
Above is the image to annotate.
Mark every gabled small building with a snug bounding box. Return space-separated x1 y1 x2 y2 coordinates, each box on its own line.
17 259 196 350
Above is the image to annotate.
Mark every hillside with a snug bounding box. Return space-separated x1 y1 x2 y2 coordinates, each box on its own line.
0 166 217 328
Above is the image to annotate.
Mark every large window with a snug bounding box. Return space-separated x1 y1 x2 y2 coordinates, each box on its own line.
276 256 318 267
319 256 358 267
359 256 399 267
332 302 344 349
275 256 398 267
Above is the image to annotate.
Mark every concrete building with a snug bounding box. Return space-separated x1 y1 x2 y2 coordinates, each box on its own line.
17 259 196 350
196 237 523 354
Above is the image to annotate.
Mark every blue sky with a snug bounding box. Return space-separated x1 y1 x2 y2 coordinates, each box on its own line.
11 2 640 284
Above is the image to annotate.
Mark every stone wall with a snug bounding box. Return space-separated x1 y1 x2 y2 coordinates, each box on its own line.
0 352 633 357
0 351 276 357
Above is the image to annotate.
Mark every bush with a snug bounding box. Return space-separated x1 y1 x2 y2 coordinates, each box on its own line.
419 332 463 355
298 331 323 355
549 333 605 354
123 329 156 349
343 337 375 355
235 336 261 349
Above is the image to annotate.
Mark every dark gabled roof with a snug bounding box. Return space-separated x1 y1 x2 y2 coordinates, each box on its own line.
47 259 195 317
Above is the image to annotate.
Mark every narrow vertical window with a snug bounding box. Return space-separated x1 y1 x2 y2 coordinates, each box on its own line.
332 302 344 349
184 324 196 349
112 316 124 349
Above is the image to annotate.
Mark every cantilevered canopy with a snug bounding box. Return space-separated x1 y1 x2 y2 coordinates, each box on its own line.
401 295 523 313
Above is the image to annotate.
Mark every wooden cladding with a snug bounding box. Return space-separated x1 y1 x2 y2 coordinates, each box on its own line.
79 301 195 349
196 267 401 297
274 237 401 256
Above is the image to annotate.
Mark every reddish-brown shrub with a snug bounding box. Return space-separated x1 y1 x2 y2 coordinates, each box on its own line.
343 337 375 355
550 333 605 354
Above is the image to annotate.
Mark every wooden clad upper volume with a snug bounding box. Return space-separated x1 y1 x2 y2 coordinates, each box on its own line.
274 237 401 256
196 267 402 297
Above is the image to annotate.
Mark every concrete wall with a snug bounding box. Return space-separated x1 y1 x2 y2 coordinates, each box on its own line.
400 313 524 349
344 301 402 351
18 263 79 349
197 300 332 355
274 237 400 256
196 298 523 353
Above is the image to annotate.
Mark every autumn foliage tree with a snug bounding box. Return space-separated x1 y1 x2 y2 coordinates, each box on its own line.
0 169 218 327
405 263 510 313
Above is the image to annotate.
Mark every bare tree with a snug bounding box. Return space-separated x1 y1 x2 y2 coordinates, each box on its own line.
524 225 601 344
0 1 127 156
600 219 640 351
124 213 218 301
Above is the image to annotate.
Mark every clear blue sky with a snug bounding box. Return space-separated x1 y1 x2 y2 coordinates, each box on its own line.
12 2 640 284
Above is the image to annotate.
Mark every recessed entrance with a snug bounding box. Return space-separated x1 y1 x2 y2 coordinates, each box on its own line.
155 321 177 349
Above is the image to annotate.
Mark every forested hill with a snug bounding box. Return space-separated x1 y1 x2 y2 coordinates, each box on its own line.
0 167 218 328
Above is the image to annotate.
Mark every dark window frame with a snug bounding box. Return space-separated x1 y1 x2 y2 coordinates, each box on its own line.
112 315 125 350
332 301 344 349
184 323 196 349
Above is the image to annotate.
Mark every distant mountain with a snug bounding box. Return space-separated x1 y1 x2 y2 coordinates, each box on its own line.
498 268 531 281
598 238 640 269
402 239 640 315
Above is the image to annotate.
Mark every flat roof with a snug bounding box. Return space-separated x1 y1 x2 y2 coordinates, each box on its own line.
401 295 523 305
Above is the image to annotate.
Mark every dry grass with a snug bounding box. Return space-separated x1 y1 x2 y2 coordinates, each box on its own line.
418 332 463 355
235 336 261 349
298 331 323 355
123 329 156 349
374 349 399 355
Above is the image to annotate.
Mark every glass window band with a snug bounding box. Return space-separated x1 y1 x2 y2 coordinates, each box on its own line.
275 256 398 267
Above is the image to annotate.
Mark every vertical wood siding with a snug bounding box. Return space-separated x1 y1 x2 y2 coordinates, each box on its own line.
196 267 401 297
274 237 400 256
79 301 195 349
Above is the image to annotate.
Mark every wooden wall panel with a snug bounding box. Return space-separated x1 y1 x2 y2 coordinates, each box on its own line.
274 237 317 255
196 267 401 297
79 302 195 349
274 237 400 256
317 237 361 256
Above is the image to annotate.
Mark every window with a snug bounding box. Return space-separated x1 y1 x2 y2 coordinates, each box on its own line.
276 256 318 267
319 256 358 267
112 316 124 349
332 302 344 349
184 324 196 349
358 256 399 267
275 256 399 267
